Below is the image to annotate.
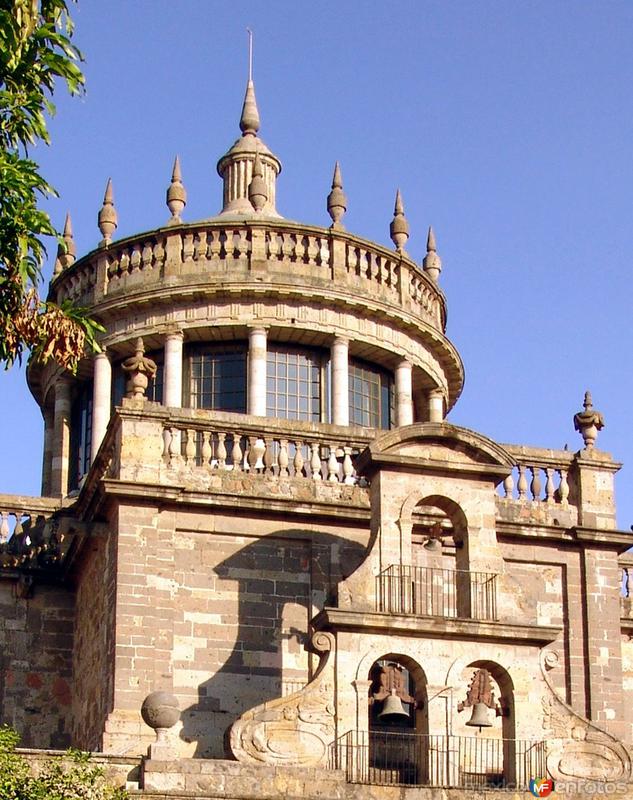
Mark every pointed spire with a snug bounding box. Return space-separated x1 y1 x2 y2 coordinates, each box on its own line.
422 225 442 282
166 155 187 223
248 151 268 212
327 161 347 228
389 189 409 252
98 178 117 246
53 212 76 277
239 80 260 136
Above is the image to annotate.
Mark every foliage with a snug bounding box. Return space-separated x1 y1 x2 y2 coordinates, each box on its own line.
0 0 103 371
0 725 128 800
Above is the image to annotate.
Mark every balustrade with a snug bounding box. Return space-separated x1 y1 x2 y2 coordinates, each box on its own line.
107 234 167 286
161 421 367 486
497 448 573 506
0 499 62 569
51 221 444 332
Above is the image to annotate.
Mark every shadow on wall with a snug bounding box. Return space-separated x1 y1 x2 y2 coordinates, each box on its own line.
178 527 366 758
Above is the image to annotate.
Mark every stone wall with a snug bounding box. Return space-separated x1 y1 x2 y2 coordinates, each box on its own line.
0 578 74 748
101 500 368 758
71 523 117 750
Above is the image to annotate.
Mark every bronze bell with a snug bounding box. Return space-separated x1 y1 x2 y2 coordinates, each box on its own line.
466 702 493 730
378 689 409 722
423 536 442 553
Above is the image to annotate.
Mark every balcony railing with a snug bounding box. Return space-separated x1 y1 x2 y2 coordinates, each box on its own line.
0 495 66 571
51 220 446 332
329 730 547 790
162 414 373 485
376 564 498 621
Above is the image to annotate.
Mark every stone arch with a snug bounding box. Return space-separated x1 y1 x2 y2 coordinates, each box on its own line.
397 494 473 616
446 657 518 786
367 652 429 736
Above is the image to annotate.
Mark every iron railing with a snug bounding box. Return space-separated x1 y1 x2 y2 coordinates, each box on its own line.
377 564 498 621
329 730 546 790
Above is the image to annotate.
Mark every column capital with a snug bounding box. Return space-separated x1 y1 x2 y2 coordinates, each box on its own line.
94 349 110 362
163 326 184 342
332 334 350 346
248 324 269 335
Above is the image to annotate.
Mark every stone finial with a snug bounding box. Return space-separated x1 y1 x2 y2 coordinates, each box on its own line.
53 212 76 277
121 338 157 400
327 161 347 229
98 178 117 246
141 691 180 759
248 151 268 212
389 189 409 252
422 226 442 282
239 79 260 136
573 391 605 450
166 155 187 223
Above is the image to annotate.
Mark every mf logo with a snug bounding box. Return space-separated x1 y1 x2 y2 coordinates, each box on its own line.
529 777 555 797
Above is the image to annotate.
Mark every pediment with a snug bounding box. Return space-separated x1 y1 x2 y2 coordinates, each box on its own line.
356 422 514 478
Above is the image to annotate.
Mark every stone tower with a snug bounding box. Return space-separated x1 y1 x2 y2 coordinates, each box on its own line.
0 71 632 798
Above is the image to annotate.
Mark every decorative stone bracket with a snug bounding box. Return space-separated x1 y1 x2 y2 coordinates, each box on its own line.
540 650 631 783
230 631 336 767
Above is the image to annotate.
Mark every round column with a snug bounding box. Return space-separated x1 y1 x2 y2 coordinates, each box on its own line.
331 336 349 426
428 388 445 423
163 330 184 408
91 351 112 462
394 359 414 427
41 406 54 496
51 377 72 497
248 327 268 416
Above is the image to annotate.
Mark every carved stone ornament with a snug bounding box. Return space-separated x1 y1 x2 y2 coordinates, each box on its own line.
573 391 605 450
457 667 499 714
540 650 631 783
230 631 335 766
121 338 157 399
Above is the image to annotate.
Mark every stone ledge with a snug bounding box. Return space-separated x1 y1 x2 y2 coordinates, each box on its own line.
312 608 561 646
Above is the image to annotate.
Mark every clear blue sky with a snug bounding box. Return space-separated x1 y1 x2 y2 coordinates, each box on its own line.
1 1 632 526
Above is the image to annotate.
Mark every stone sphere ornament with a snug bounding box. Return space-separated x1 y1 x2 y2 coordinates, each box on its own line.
141 691 180 733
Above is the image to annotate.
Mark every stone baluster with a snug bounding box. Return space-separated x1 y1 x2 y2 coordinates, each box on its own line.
517 465 528 501
278 440 289 477
262 438 273 475
558 468 569 505
168 428 181 466
0 512 9 543
502 472 514 499
530 467 542 502
185 429 197 465
624 568 631 599
201 431 212 468
545 468 556 504
217 432 227 469
327 447 339 482
247 436 257 472
293 442 305 478
343 447 355 485
310 443 322 480
231 436 243 472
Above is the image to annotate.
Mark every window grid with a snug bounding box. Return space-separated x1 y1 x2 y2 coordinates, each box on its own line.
266 348 322 421
189 350 246 412
349 361 392 429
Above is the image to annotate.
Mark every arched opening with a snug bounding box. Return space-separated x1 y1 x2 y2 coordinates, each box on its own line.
451 660 531 789
366 654 428 785
379 494 497 621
